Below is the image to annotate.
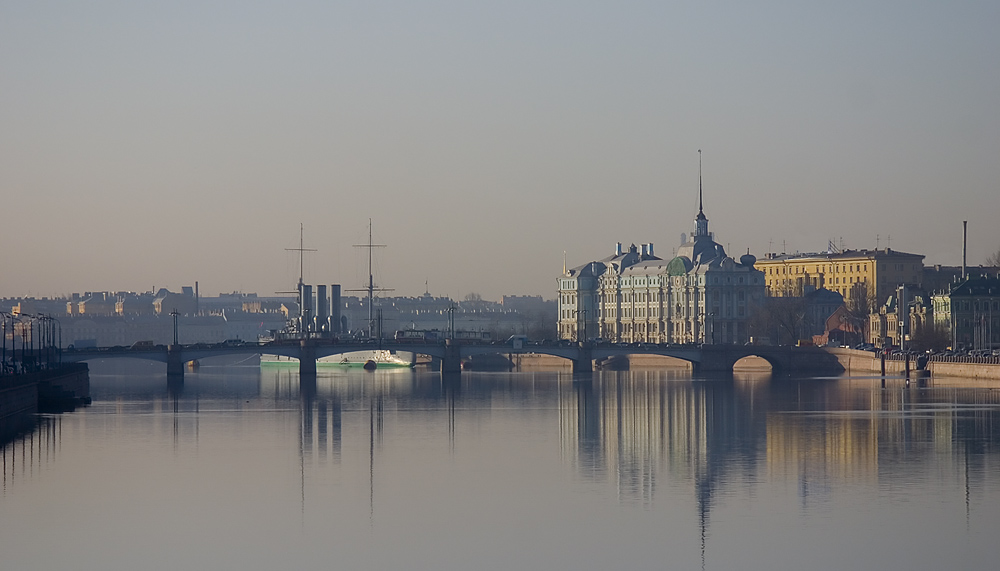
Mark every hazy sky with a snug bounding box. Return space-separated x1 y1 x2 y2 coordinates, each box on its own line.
3 1 998 300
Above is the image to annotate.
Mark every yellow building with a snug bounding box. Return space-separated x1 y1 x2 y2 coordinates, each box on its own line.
754 248 924 306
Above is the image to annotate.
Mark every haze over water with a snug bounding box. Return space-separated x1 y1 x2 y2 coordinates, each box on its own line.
3 364 1000 570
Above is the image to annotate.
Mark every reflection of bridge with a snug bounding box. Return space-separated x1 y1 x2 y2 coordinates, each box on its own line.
62 341 844 379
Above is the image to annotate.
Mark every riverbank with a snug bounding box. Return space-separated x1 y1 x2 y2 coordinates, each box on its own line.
0 373 37 443
0 364 90 444
825 348 1000 381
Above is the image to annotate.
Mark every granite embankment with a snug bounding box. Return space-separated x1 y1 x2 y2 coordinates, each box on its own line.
825 348 1000 380
1 363 90 442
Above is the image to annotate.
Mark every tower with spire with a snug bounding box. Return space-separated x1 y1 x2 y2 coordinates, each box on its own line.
556 149 764 345
694 149 710 238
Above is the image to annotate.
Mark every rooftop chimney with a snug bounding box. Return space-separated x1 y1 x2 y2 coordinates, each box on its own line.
615 242 622 256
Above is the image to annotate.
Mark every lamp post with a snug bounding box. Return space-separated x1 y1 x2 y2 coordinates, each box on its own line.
36 314 47 369
56 316 62 364
28 315 37 372
170 310 180 345
709 312 716 345
19 315 31 372
36 314 61 369
1 311 11 374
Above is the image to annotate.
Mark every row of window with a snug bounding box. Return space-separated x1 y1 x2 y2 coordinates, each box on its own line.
765 263 870 276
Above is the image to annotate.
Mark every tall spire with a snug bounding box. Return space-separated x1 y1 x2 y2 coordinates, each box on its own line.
698 149 704 217
693 150 709 237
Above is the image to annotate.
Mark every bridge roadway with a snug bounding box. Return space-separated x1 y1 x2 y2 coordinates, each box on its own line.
61 340 844 379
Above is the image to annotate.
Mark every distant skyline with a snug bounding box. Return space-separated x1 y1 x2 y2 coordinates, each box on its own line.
3 1 998 299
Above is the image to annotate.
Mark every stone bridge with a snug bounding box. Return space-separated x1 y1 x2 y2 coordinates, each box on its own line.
62 340 844 379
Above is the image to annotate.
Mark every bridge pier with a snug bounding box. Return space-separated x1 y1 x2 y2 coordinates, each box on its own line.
166 345 185 379
299 340 317 376
572 344 593 375
441 341 462 375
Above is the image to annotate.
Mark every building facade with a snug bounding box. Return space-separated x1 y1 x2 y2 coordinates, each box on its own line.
558 192 764 344
932 275 1000 351
754 248 924 307
870 285 932 348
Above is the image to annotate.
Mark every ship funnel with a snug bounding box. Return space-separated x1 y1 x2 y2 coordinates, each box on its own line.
301 284 313 332
330 285 342 334
316 284 329 331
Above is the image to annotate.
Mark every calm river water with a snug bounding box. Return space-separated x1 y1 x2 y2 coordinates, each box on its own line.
3 363 1000 570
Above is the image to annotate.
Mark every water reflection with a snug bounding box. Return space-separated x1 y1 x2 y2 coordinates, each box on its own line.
4 364 1000 570
556 371 1000 566
77 366 1000 509
1 415 59 498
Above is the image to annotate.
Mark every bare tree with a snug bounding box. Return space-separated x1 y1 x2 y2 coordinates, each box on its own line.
845 282 877 337
750 297 808 345
987 246 1000 268
909 322 950 353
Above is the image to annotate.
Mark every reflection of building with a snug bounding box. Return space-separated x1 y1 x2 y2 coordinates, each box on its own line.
557 374 1000 521
558 373 762 510
766 414 879 484
558 182 764 344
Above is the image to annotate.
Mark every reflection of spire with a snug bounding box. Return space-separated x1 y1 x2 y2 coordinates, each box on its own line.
697 468 711 571
700 500 707 571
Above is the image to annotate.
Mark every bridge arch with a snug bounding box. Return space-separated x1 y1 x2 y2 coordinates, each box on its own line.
732 355 775 373
63 353 170 365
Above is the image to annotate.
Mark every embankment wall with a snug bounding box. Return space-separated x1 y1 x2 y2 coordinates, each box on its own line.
825 348 1000 380
0 374 38 441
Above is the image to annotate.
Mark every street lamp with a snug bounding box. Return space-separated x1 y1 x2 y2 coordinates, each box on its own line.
18 314 31 372
709 312 716 345
36 314 61 369
447 305 455 340
170 310 180 345
0 311 12 374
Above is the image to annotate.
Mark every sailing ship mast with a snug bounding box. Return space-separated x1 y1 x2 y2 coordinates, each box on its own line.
349 219 392 339
280 223 316 334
